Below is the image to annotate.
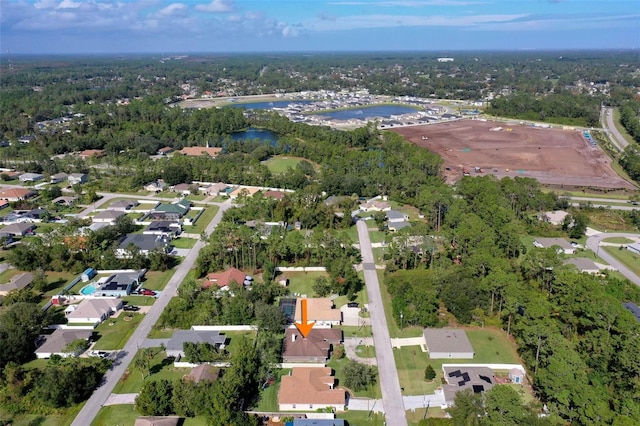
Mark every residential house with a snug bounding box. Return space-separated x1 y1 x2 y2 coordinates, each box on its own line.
165 329 226 358
157 146 175 156
203 268 250 290
278 367 346 412
93 271 144 297
178 146 222 158
228 186 260 200
109 199 140 211
423 328 474 359
68 173 88 185
1 223 37 236
441 366 495 406
0 171 22 181
281 328 343 363
202 182 230 196
627 242 640 256
35 329 93 359
533 237 576 255
361 200 391 212
65 298 123 327
79 149 106 159
134 417 181 426
18 135 35 144
0 200 8 210
0 272 34 296
172 183 193 196
144 180 167 193
623 302 640 323
539 210 569 226
388 221 411 232
386 209 409 222
92 210 125 224
50 172 68 184
150 199 191 220
52 196 77 207
117 234 170 257
20 208 47 222
324 195 350 207
294 298 342 327
292 420 345 426
263 190 286 200
185 364 220 384
0 188 36 201
563 257 601 274
143 221 181 237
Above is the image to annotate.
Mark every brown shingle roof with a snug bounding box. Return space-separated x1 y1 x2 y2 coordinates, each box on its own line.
282 328 342 360
203 268 247 289
0 188 36 200
185 364 220 383
278 367 344 406
179 146 222 157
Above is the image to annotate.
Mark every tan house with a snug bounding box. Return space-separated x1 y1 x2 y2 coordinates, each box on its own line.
278 367 346 412
294 298 342 327
178 146 222 158
65 298 123 327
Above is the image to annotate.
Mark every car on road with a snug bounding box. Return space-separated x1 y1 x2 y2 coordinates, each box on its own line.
347 302 359 308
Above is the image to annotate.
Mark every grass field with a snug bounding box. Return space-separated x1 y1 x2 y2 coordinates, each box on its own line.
284 271 329 297
184 205 219 235
603 237 635 244
355 345 376 358
171 237 197 249
586 209 637 232
93 312 144 350
337 410 386 426
394 328 522 396
113 348 191 393
342 325 373 338
142 270 176 291
0 404 83 426
92 405 210 426
603 246 640 276
263 156 307 174
0 268 21 282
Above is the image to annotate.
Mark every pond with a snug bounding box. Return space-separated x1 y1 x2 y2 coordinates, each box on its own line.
314 105 419 120
231 127 278 145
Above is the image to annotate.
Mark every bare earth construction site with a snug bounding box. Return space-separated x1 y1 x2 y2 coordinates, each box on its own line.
392 119 635 190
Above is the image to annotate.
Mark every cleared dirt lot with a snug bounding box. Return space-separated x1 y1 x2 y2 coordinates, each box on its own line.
392 119 635 189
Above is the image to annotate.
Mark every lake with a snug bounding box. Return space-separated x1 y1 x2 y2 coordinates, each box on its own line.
314 105 418 120
231 127 278 144
230 100 315 110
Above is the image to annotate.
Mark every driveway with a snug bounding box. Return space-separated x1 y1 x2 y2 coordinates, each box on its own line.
71 199 234 426
347 397 384 412
340 305 371 327
356 220 407 426
344 337 377 366
103 393 137 406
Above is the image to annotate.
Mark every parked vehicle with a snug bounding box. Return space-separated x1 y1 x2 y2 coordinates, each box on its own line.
347 302 359 308
141 289 156 296
123 305 139 311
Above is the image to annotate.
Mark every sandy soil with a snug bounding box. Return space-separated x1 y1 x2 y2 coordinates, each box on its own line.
392 119 635 190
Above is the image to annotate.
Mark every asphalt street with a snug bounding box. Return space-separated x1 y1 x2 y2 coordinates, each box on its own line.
70 199 233 426
586 231 640 287
356 220 407 426
603 107 628 152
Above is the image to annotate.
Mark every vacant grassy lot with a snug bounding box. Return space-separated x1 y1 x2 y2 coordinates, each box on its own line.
586 209 636 232
113 348 190 394
93 312 144 350
184 205 219 235
263 156 307 174
337 410 385 426
171 237 197 249
284 270 329 297
395 328 522 396
0 404 83 426
92 405 210 426
143 270 176 291
603 246 640 276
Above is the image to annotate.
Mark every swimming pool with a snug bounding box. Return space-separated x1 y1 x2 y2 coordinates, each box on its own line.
80 283 98 295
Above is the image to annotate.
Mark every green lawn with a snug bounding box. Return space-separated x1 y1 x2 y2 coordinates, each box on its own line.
612 108 637 146
0 268 21 282
603 237 635 244
341 325 373 338
113 348 191 393
263 156 306 174
184 205 219 235
0 404 84 426
186 193 206 202
122 295 156 306
93 313 144 350
586 209 637 232
394 328 522 396
142 270 176 291
171 237 197 249
284 271 330 297
43 271 77 296
406 408 448 426
355 345 376 358
328 356 381 399
251 369 290 411
92 405 209 426
603 246 640 276
337 410 386 426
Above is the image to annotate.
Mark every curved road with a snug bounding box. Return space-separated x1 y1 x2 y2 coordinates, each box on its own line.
603 107 629 152
71 199 233 426
586 232 640 287
356 220 407 426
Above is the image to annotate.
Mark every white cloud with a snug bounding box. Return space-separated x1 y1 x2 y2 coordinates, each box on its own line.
58 0 82 9
328 1 489 6
195 0 234 13
157 3 188 17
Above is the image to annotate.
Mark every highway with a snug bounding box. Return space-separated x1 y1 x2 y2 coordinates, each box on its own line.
70 199 233 426
602 107 629 152
356 220 407 426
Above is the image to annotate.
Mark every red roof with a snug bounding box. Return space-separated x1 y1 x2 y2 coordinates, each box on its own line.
203 268 246 289
264 190 286 200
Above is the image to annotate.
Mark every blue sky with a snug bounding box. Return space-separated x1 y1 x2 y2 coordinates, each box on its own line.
1 0 638 53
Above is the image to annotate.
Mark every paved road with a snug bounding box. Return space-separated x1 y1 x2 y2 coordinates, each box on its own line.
71 199 233 426
603 107 628 152
567 196 632 204
586 231 640 287
569 202 638 211
356 220 407 426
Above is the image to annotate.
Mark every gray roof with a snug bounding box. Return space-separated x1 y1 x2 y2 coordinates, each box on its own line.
0 272 34 293
442 366 495 403
35 329 92 356
564 257 600 272
386 210 407 221
293 420 346 426
94 210 125 220
423 328 474 354
2 223 36 235
110 200 139 209
534 237 573 250
166 330 226 353
389 221 411 231
119 234 169 251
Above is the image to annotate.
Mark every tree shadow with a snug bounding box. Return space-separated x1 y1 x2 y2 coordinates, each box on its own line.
149 356 175 375
27 416 47 426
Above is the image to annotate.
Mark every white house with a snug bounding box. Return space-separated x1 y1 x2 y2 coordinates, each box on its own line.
423 328 474 359
627 242 640 256
19 172 44 183
68 173 88 185
35 329 93 359
533 237 576 255
65 298 123 327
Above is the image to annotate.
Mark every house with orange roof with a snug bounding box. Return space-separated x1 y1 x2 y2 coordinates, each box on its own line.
203 268 250 290
294 297 342 327
79 149 106 159
278 367 346 411
0 188 36 202
178 146 222 158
